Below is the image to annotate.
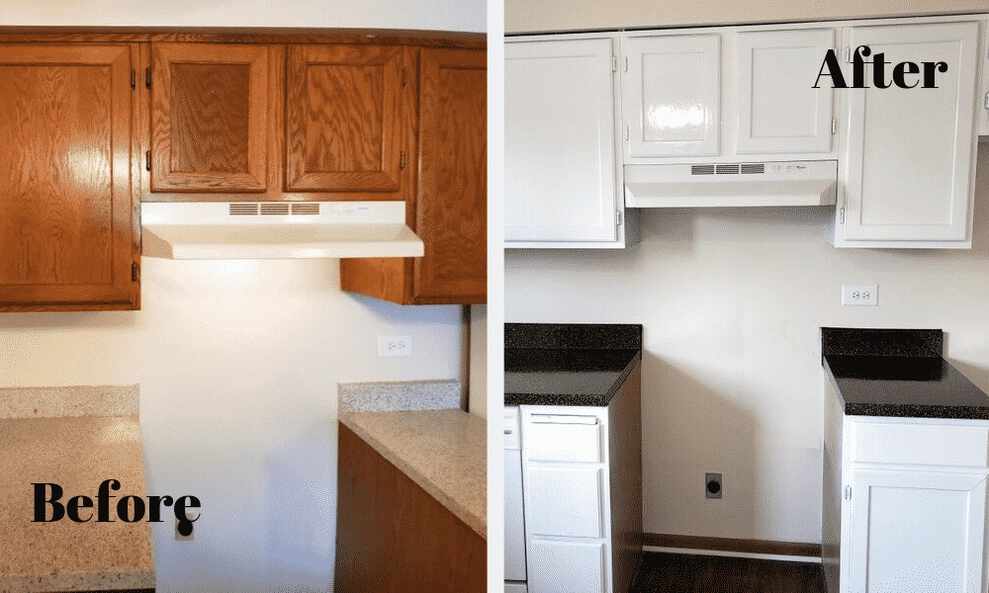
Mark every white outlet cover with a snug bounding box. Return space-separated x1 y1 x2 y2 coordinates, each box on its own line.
841 284 879 306
377 336 413 357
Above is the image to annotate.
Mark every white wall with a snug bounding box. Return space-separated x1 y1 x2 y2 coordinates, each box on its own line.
506 147 989 545
470 305 488 418
0 3 485 592
506 0 989 32
0 0 485 30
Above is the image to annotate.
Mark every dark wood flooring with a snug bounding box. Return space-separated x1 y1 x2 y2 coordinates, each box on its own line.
630 552 825 593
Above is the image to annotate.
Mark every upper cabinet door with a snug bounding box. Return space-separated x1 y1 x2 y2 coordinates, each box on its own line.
285 45 413 196
413 49 486 304
848 468 987 593
841 21 978 245
623 33 721 158
735 28 835 154
505 38 619 243
0 44 139 310
151 43 271 193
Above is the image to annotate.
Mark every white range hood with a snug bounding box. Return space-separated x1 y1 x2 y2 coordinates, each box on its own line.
142 202 423 260
625 160 838 208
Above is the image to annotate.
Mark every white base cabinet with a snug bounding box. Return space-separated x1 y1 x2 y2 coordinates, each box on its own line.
824 381 989 593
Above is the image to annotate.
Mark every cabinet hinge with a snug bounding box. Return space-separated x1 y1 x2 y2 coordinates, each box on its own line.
145 67 152 89
611 55 617 73
844 46 852 63
831 117 837 136
131 262 140 282
130 69 136 90
399 150 408 169
616 210 623 227
843 485 853 501
145 150 151 172
983 91 989 110
839 206 846 225
624 55 629 73
624 122 629 142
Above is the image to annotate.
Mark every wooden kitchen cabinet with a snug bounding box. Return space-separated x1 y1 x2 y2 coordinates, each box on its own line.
150 43 275 194
285 45 415 198
341 48 487 304
0 44 141 312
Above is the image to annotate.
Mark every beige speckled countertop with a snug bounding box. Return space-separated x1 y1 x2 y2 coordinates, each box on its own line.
0 386 154 593
339 409 486 538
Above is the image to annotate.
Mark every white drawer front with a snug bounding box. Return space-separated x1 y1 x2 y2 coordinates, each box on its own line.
526 466 603 538
853 422 989 468
525 415 602 463
528 539 606 593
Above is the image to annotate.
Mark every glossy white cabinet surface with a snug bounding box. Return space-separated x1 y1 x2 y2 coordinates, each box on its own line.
837 21 980 247
623 33 721 158
848 469 986 593
505 36 623 247
735 28 836 154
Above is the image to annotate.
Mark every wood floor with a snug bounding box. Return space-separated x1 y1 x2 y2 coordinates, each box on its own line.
630 552 825 593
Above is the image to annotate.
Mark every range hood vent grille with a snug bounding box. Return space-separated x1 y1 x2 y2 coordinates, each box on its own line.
227 202 323 216
691 163 767 176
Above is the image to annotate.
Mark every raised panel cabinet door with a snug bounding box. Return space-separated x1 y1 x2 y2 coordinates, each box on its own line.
848 469 987 593
505 38 619 243
0 44 139 311
623 33 721 158
414 48 486 303
735 28 835 154
527 539 606 593
285 45 412 195
841 21 979 244
151 43 271 192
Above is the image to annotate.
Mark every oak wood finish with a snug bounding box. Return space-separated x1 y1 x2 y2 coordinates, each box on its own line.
413 48 487 303
340 48 487 305
0 27 484 48
286 45 414 196
0 43 140 312
643 533 823 558
151 43 271 192
631 552 824 593
335 424 485 593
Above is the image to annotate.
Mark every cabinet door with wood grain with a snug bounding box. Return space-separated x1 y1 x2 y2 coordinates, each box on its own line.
0 44 140 311
285 45 414 197
151 43 272 193
413 48 486 304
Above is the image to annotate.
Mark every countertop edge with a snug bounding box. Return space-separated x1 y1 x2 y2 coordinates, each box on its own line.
0 566 155 593
338 414 486 539
504 351 641 407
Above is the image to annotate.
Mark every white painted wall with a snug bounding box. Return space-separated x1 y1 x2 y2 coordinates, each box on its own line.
506 147 989 545
506 0 989 32
0 3 485 592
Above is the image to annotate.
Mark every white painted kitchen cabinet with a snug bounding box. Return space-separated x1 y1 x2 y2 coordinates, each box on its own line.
622 33 722 159
823 384 989 593
835 21 980 248
735 28 836 154
505 35 634 249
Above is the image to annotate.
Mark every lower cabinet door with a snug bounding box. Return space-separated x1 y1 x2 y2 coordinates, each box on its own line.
848 469 987 593
528 539 606 593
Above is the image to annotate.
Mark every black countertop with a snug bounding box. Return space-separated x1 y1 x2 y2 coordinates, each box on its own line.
505 323 642 407
822 327 989 419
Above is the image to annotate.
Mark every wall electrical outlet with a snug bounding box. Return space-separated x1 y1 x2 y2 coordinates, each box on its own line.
705 472 723 499
377 336 413 358
841 284 879 306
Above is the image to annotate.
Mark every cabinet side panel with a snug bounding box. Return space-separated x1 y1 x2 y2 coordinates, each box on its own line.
609 361 643 593
335 424 485 593
822 378 844 593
